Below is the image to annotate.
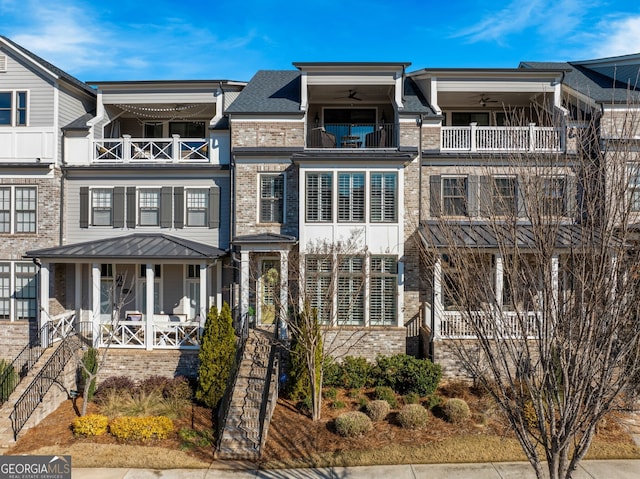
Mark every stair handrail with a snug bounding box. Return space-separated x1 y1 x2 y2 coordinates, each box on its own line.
9 321 85 439
215 311 250 452
258 344 280 455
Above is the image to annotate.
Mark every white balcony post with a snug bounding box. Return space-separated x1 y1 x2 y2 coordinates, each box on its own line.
433 255 443 339
172 134 180 163
122 135 132 163
279 250 289 333
91 263 101 347
75 263 82 321
469 122 477 152
495 254 504 310
529 123 536 152
199 263 208 319
39 262 50 346
240 250 250 328
145 263 154 350
215 261 222 310
551 255 559 323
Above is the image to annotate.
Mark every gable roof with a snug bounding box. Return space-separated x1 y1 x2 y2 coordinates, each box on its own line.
0 35 95 96
25 234 225 261
225 70 301 114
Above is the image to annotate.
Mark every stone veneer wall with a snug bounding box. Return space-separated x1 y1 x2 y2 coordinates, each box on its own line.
600 109 640 139
324 328 406 362
0 321 32 362
97 349 200 384
231 121 304 148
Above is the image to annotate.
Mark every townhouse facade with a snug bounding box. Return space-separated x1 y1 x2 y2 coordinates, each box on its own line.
1 34 639 379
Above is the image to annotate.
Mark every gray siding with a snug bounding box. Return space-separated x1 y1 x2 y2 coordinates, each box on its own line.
65 173 230 248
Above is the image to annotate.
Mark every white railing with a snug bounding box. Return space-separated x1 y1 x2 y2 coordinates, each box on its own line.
440 311 540 339
0 127 55 161
441 123 564 152
98 319 201 349
93 135 209 163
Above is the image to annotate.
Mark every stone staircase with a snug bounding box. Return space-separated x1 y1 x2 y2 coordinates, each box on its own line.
0 345 58 450
216 327 278 461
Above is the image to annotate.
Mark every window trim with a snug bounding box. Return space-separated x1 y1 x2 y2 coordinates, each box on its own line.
0 185 37 234
306 172 333 223
138 188 161 226
259 173 285 224
628 164 640 212
370 172 398 223
0 90 28 127
540 176 567 217
338 172 365 223
185 188 209 227
91 188 114 227
442 176 468 217
491 176 518 217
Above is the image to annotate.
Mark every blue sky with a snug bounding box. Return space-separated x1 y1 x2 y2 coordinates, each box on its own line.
1 0 639 82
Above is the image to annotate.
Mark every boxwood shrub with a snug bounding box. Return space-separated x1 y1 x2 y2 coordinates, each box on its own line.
373 354 442 396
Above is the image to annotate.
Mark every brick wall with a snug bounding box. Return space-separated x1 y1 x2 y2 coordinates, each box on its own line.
97 349 200 383
232 121 304 148
600 109 640 139
0 321 32 361
324 328 406 362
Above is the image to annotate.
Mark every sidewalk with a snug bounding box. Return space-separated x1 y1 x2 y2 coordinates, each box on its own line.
72 460 640 478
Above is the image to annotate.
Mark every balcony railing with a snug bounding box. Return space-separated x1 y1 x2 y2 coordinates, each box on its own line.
0 127 55 161
441 123 564 152
307 123 395 149
439 311 540 339
98 317 201 349
93 135 209 163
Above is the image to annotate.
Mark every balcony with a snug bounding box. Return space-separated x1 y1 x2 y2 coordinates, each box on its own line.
0 127 55 162
306 123 396 149
441 123 564 153
93 135 210 163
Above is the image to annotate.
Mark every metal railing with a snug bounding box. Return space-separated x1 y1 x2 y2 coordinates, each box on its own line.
94 136 210 162
441 124 564 152
307 123 396 149
258 345 279 455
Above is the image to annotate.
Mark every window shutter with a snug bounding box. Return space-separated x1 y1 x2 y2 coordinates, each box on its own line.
79 187 89 228
126 187 136 228
479 176 491 216
429 175 441 218
174 187 184 229
209 186 220 229
468 175 479 217
517 176 527 218
566 176 577 217
113 187 125 228
160 187 172 228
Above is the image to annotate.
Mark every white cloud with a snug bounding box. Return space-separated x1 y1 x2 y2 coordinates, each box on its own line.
592 16 640 58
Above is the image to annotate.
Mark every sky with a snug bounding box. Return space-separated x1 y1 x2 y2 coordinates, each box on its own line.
1 0 639 82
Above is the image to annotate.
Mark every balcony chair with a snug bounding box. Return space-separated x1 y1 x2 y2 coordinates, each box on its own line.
308 127 336 148
365 128 387 148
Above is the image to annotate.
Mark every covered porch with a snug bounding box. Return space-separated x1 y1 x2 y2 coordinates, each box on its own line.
26 233 226 350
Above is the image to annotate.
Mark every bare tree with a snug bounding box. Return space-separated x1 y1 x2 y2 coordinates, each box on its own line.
418 106 640 479
77 271 134 416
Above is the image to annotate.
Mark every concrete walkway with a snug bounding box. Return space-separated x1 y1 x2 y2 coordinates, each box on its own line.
72 460 640 478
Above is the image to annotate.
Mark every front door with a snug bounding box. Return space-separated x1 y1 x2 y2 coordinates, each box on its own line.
257 258 280 325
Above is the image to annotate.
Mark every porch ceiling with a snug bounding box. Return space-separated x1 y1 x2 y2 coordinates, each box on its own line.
24 233 226 262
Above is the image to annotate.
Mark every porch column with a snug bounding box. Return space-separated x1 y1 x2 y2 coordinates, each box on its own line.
145 263 154 351
215 261 222 310
240 250 250 328
551 255 559 323
199 263 207 319
39 261 50 346
91 263 101 348
279 249 288 329
75 263 82 320
495 254 504 310
433 255 443 340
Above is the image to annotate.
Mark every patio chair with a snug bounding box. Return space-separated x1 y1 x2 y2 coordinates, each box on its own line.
308 127 336 148
365 128 387 148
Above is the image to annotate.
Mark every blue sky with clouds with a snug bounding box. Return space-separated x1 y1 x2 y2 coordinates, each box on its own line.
1 0 639 82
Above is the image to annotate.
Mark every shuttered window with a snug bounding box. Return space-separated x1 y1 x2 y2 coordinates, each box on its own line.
306 173 332 222
305 255 332 324
628 164 640 212
186 189 207 227
138 189 160 226
442 177 467 216
541 177 566 216
370 172 397 222
260 174 284 223
337 256 364 326
370 256 397 326
92 189 113 226
492 177 517 216
338 173 365 222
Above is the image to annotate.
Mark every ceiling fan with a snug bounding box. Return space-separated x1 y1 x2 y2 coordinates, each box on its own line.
335 89 363 101
478 94 499 107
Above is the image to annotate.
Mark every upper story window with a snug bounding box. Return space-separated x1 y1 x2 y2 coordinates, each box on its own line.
541 177 567 216
628 164 640 212
260 174 284 224
442 177 468 216
371 172 397 222
0 91 27 126
492 177 517 216
186 189 208 227
138 189 160 226
306 173 333 222
92 189 113 226
0 186 36 234
451 112 489 126
338 173 365 222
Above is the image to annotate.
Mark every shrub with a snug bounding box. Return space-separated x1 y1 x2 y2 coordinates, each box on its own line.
397 404 429 429
286 310 322 403
95 376 136 404
109 415 174 441
348 388 361 399
365 400 390 421
523 401 537 430
374 386 398 408
339 356 372 389
334 411 372 437
196 303 237 408
178 428 214 449
163 376 193 400
0 359 17 402
79 348 98 401
403 392 421 405
424 394 444 410
373 354 442 396
443 398 471 423
139 376 169 395
323 387 338 400
358 397 368 409
322 357 341 388
71 413 109 437
330 400 346 409
296 396 313 414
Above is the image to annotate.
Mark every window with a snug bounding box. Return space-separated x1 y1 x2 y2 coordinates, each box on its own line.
0 263 9 320
442 177 467 216
541 177 566 216
139 189 160 226
371 172 397 222
370 256 397 325
169 121 206 138
306 173 332 222
92 189 113 226
451 112 489 126
139 264 162 278
144 122 163 138
628 165 640 212
0 186 36 233
338 173 365 222
260 174 284 223
492 177 517 216
306 256 332 324
15 263 37 320
337 256 364 326
0 91 27 126
186 189 207 226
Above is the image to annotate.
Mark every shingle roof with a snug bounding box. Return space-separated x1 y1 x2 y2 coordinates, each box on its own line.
402 77 437 115
225 70 301 114
0 35 95 96
521 60 640 103
25 234 225 260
